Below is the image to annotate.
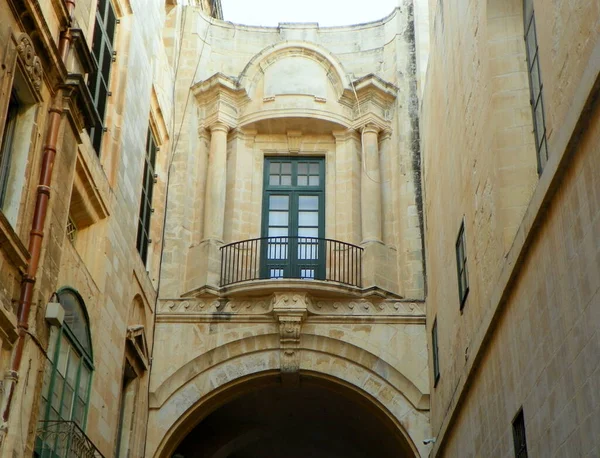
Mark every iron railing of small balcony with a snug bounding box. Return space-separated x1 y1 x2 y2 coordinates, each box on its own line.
220 236 363 288
35 420 104 458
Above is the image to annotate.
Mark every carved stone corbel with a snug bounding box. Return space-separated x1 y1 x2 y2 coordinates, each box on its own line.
14 32 43 99
272 293 310 384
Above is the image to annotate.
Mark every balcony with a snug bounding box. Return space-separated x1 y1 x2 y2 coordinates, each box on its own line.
220 236 363 288
35 421 104 458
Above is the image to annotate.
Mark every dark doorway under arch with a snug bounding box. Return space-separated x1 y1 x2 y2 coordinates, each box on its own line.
172 375 416 458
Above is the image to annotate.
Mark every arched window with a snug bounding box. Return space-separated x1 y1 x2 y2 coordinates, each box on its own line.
36 288 94 456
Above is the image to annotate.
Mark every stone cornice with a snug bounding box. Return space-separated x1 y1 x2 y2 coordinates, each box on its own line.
340 74 398 133
156 295 425 325
192 73 250 130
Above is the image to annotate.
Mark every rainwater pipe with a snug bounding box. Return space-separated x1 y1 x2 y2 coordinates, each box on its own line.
1 0 77 436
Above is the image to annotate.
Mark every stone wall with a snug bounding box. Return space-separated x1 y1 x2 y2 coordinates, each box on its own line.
420 0 600 455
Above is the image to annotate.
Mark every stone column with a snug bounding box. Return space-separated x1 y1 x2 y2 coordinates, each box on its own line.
361 124 382 243
203 122 229 242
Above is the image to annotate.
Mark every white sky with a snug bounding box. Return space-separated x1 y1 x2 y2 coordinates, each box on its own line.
221 0 399 27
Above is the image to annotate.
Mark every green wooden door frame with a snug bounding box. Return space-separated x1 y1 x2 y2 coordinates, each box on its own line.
261 157 325 280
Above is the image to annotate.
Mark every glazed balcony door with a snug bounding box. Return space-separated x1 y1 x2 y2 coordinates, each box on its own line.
262 158 325 280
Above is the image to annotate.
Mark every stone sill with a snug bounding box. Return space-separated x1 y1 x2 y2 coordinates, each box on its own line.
0 211 29 272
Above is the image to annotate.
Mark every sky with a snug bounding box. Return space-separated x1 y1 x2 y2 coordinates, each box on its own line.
221 0 399 27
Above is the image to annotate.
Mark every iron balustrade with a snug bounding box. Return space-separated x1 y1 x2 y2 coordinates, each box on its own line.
35 420 104 458
220 236 363 287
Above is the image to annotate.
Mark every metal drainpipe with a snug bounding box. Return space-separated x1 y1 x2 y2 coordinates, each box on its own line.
0 0 77 431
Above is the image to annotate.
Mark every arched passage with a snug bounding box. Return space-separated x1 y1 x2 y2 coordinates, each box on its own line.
147 336 431 458
170 373 417 458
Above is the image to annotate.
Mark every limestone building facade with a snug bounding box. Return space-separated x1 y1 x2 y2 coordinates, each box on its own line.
0 0 597 457
420 0 600 456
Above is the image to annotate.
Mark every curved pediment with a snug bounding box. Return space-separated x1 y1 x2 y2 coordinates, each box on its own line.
238 41 350 100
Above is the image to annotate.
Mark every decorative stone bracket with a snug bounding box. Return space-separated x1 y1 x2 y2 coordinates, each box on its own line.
272 293 309 383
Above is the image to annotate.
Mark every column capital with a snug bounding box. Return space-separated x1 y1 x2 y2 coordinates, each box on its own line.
209 122 230 134
361 123 381 135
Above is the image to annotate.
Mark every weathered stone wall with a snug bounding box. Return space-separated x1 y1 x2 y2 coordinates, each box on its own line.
421 0 599 455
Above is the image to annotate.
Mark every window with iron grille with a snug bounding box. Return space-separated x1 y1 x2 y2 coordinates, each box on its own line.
455 220 469 309
136 128 157 265
0 91 19 209
432 318 440 387
66 216 77 244
512 409 528 458
35 289 94 457
87 0 117 155
523 0 548 173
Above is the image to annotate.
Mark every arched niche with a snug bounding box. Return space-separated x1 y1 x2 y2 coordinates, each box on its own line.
238 42 351 102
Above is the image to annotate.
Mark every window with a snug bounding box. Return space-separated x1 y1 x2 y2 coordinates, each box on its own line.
455 220 469 309
523 0 548 173
262 157 325 280
512 408 528 458
136 128 157 264
87 0 117 154
36 289 94 457
432 318 440 386
0 91 19 209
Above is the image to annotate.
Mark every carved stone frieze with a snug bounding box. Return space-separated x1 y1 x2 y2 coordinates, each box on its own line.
158 298 272 315
15 32 43 93
309 300 425 316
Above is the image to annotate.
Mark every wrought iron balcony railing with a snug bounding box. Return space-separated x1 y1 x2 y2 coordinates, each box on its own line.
35 420 104 458
220 236 363 288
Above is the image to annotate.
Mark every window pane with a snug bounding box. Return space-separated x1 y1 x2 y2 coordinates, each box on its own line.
281 163 291 174
51 374 64 412
530 56 541 97
60 383 74 420
534 98 545 140
298 211 318 226
281 175 292 186
269 195 289 210
78 365 91 399
269 211 288 226
299 196 319 210
106 3 116 44
57 336 69 374
66 351 80 387
526 28 537 66
269 175 280 186
268 227 288 237
309 176 319 186
298 227 318 238
73 397 85 427
297 176 308 186
298 163 307 175
269 162 280 174
309 163 319 174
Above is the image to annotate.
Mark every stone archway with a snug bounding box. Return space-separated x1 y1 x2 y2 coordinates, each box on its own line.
147 335 431 458
170 373 418 458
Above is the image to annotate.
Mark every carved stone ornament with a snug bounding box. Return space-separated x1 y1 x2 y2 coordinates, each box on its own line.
309 300 425 316
271 293 309 380
15 33 43 92
159 298 272 315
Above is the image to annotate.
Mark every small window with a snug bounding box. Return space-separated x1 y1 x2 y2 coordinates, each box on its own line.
87 0 117 154
512 409 528 458
136 128 157 264
66 216 77 243
432 318 440 386
0 91 19 208
455 220 469 309
523 0 548 173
